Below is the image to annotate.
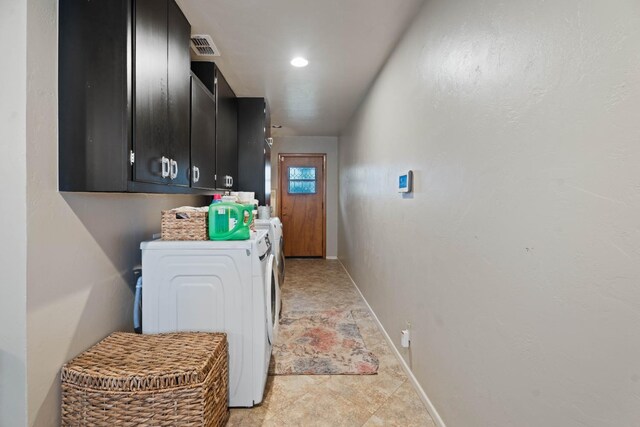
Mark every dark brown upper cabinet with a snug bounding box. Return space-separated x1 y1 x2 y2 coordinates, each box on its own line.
191 63 238 191
190 74 217 190
166 0 191 187
59 0 196 193
237 98 272 206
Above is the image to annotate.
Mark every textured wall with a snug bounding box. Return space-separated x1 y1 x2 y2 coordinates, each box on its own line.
339 0 640 425
271 136 339 257
26 0 208 424
0 1 28 425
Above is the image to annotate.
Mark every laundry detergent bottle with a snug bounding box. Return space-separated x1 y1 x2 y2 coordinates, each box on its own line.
208 202 253 240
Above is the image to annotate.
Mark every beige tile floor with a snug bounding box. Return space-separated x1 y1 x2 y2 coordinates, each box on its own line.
227 259 435 427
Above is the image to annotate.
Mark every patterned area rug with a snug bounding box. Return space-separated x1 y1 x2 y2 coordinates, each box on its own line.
269 310 379 375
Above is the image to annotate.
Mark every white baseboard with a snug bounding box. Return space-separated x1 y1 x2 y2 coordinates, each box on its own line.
338 259 446 427
326 256 338 260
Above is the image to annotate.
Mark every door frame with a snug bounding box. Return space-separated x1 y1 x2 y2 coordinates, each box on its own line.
278 153 327 258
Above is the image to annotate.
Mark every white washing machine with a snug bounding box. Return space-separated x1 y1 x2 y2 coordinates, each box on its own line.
140 229 277 407
255 217 285 288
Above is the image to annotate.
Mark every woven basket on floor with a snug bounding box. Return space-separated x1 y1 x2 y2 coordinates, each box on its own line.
161 207 208 240
61 332 229 427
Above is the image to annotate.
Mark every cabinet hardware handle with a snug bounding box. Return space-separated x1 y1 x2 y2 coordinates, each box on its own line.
192 166 200 183
161 156 170 178
170 159 178 180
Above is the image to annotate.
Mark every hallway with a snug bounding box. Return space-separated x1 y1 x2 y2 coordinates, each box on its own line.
227 259 435 426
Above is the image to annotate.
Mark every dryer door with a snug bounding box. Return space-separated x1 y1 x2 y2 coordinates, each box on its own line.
265 254 277 344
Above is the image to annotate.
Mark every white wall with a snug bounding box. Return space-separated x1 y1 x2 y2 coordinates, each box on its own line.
339 0 640 426
25 0 208 424
0 2 28 425
271 136 338 258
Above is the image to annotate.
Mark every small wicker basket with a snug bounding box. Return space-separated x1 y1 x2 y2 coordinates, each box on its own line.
161 206 208 240
61 332 229 427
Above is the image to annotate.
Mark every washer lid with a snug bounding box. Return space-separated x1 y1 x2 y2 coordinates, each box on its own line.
141 229 269 250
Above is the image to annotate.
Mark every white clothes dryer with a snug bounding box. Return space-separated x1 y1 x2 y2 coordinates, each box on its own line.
140 230 273 407
255 217 285 287
270 217 285 287
255 218 283 322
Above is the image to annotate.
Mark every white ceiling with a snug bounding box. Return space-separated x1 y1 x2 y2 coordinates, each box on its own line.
176 0 425 137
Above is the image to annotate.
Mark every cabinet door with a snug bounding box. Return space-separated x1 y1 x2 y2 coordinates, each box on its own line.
190 76 217 190
237 98 269 205
167 0 190 186
59 0 130 192
134 0 169 184
264 100 271 204
264 139 271 205
215 68 238 190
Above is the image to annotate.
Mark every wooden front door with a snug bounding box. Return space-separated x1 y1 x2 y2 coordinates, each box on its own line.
278 154 326 257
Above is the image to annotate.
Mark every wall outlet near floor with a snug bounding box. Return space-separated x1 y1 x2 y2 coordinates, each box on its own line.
401 328 411 348
400 321 412 348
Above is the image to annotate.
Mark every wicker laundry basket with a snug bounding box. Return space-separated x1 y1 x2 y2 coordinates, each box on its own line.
61 332 229 427
161 207 209 240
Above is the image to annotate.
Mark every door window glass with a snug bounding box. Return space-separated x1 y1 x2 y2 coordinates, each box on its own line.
288 167 316 194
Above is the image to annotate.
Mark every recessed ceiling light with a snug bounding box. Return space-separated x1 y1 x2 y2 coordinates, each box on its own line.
272 125 282 129
290 57 309 67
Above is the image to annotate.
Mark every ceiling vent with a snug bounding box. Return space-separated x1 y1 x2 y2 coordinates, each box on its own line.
190 34 220 57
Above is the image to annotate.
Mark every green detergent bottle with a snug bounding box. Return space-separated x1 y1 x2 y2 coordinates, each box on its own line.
208 202 253 240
